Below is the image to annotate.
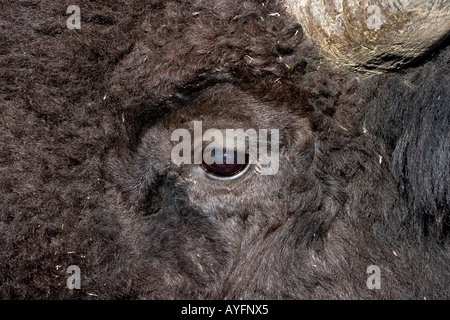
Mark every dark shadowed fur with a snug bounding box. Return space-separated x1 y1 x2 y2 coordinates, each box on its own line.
0 0 448 299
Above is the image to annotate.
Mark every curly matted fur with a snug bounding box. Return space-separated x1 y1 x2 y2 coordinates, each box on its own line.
0 0 448 299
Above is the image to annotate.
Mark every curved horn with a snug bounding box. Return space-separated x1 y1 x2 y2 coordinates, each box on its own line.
285 0 450 71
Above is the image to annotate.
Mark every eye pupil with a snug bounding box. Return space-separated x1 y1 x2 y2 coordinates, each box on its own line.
202 151 248 177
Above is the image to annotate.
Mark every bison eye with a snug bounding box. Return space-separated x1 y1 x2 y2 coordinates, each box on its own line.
201 150 249 178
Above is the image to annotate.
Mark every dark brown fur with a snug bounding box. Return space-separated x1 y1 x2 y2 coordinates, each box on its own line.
0 0 448 299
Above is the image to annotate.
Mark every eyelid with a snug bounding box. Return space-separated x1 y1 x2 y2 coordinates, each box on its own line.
201 144 246 161
204 149 246 164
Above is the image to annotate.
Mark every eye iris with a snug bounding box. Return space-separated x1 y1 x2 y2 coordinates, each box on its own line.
202 151 248 177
